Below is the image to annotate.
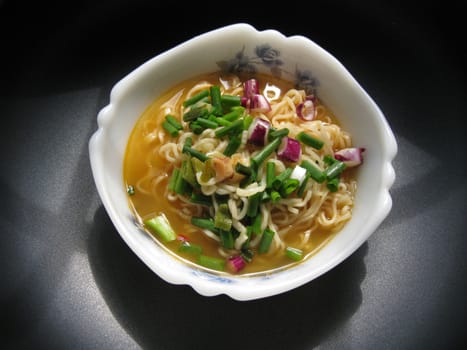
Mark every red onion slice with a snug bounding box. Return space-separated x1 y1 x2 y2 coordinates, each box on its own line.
277 137 302 162
243 78 259 97
247 118 271 146
334 147 366 167
227 255 246 273
242 78 271 113
296 99 316 121
250 93 271 113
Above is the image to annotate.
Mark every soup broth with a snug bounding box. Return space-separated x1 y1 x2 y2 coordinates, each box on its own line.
123 72 358 274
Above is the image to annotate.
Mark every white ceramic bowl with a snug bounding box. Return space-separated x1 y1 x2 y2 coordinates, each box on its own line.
89 23 397 301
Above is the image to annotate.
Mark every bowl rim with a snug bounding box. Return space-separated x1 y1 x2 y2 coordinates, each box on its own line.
89 22 397 301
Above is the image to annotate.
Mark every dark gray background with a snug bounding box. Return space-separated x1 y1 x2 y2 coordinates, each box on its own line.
1 0 466 349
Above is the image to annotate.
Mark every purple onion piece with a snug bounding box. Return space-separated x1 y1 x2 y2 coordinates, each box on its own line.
334 147 366 167
247 118 271 146
249 94 271 113
243 78 259 97
296 99 316 121
227 255 246 273
277 137 302 162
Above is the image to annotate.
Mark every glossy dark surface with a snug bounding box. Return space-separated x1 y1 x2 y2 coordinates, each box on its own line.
1 1 466 349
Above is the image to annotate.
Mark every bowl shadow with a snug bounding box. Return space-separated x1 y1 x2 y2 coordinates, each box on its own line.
88 205 367 350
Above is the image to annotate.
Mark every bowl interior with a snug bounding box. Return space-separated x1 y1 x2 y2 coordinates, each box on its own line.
89 23 397 300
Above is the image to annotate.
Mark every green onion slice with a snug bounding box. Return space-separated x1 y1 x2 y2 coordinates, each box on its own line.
144 214 177 243
285 246 303 261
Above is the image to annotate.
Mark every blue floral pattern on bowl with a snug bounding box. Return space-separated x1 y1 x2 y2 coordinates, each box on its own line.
191 269 236 284
216 44 319 95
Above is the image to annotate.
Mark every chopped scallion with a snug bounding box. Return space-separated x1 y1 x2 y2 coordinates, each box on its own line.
184 137 193 147
261 191 271 202
221 94 241 110
258 228 275 254
189 121 203 134
182 144 209 162
243 115 254 130
190 193 212 206
272 167 292 190
242 226 253 249
251 137 281 168
183 105 210 122
198 255 225 271
174 168 188 195
323 154 337 165
200 159 215 182
324 160 346 179
222 108 244 122
215 117 232 127
220 230 234 249
326 176 340 192
235 162 252 176
181 158 198 188
162 120 179 137
178 241 203 255
300 160 325 183
239 169 258 187
285 246 303 261
214 203 232 232
223 136 241 156
268 128 289 141
279 178 300 197
297 132 324 150
196 117 218 129
246 191 262 217
144 214 177 243
191 217 220 234
266 161 275 189
240 247 254 263
270 190 281 203
210 85 222 116
215 119 244 138
252 214 262 235
165 114 183 130
183 89 209 108
168 168 180 192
